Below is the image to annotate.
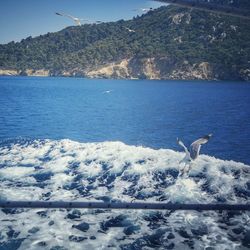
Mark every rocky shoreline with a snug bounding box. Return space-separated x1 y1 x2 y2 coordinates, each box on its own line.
1 58 249 81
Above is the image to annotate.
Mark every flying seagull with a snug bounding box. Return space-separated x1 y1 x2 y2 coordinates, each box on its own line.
55 12 89 26
125 27 136 33
103 90 113 94
177 134 212 175
133 8 153 13
94 21 103 24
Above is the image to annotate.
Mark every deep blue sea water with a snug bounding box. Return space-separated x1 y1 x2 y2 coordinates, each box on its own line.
0 76 250 164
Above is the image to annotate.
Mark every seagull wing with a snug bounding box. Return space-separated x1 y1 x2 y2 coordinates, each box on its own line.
177 138 189 155
55 12 63 16
55 12 81 25
64 14 81 25
190 134 212 160
62 13 78 22
141 8 151 12
56 12 74 20
64 14 75 20
57 12 71 18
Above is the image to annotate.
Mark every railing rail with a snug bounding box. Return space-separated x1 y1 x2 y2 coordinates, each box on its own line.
154 0 250 19
0 201 250 211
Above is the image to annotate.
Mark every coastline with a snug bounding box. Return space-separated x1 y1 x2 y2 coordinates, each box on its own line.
0 68 249 81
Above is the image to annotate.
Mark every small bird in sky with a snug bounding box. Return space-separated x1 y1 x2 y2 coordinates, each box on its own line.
55 12 103 26
133 8 153 13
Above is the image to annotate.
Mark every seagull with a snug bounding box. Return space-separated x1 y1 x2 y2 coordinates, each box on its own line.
103 90 112 94
55 12 89 26
133 8 153 13
125 27 136 33
94 21 103 24
177 134 212 176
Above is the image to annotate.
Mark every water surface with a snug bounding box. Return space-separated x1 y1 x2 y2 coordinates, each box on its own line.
0 76 249 163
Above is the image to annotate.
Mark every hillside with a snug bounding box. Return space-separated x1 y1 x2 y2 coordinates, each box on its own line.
0 5 250 80
200 0 250 9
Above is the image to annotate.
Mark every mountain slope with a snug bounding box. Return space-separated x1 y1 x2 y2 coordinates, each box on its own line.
0 6 250 80
199 0 250 9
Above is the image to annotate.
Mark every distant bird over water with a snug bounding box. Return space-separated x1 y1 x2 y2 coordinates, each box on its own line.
177 134 212 175
103 90 113 94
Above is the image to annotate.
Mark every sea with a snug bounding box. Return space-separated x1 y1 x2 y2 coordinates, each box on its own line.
0 76 249 250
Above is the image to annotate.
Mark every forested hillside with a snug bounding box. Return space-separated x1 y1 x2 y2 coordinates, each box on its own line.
202 0 250 8
0 5 249 80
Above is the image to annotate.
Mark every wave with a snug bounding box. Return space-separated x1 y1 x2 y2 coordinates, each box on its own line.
0 139 249 249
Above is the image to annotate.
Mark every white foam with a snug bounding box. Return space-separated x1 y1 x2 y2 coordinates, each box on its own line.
0 166 35 179
0 139 249 249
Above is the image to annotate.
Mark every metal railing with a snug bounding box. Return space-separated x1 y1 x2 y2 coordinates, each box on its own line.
0 201 250 211
155 0 250 19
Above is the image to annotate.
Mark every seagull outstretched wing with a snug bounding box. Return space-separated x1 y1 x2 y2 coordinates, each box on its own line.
177 138 189 155
190 134 212 160
55 12 63 16
64 14 81 25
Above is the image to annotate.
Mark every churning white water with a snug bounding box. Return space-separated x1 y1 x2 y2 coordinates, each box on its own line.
0 139 249 249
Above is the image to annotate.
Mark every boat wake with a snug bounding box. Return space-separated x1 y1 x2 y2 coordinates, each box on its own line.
0 139 249 249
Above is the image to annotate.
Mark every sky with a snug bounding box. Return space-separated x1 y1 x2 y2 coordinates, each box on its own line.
0 0 166 44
